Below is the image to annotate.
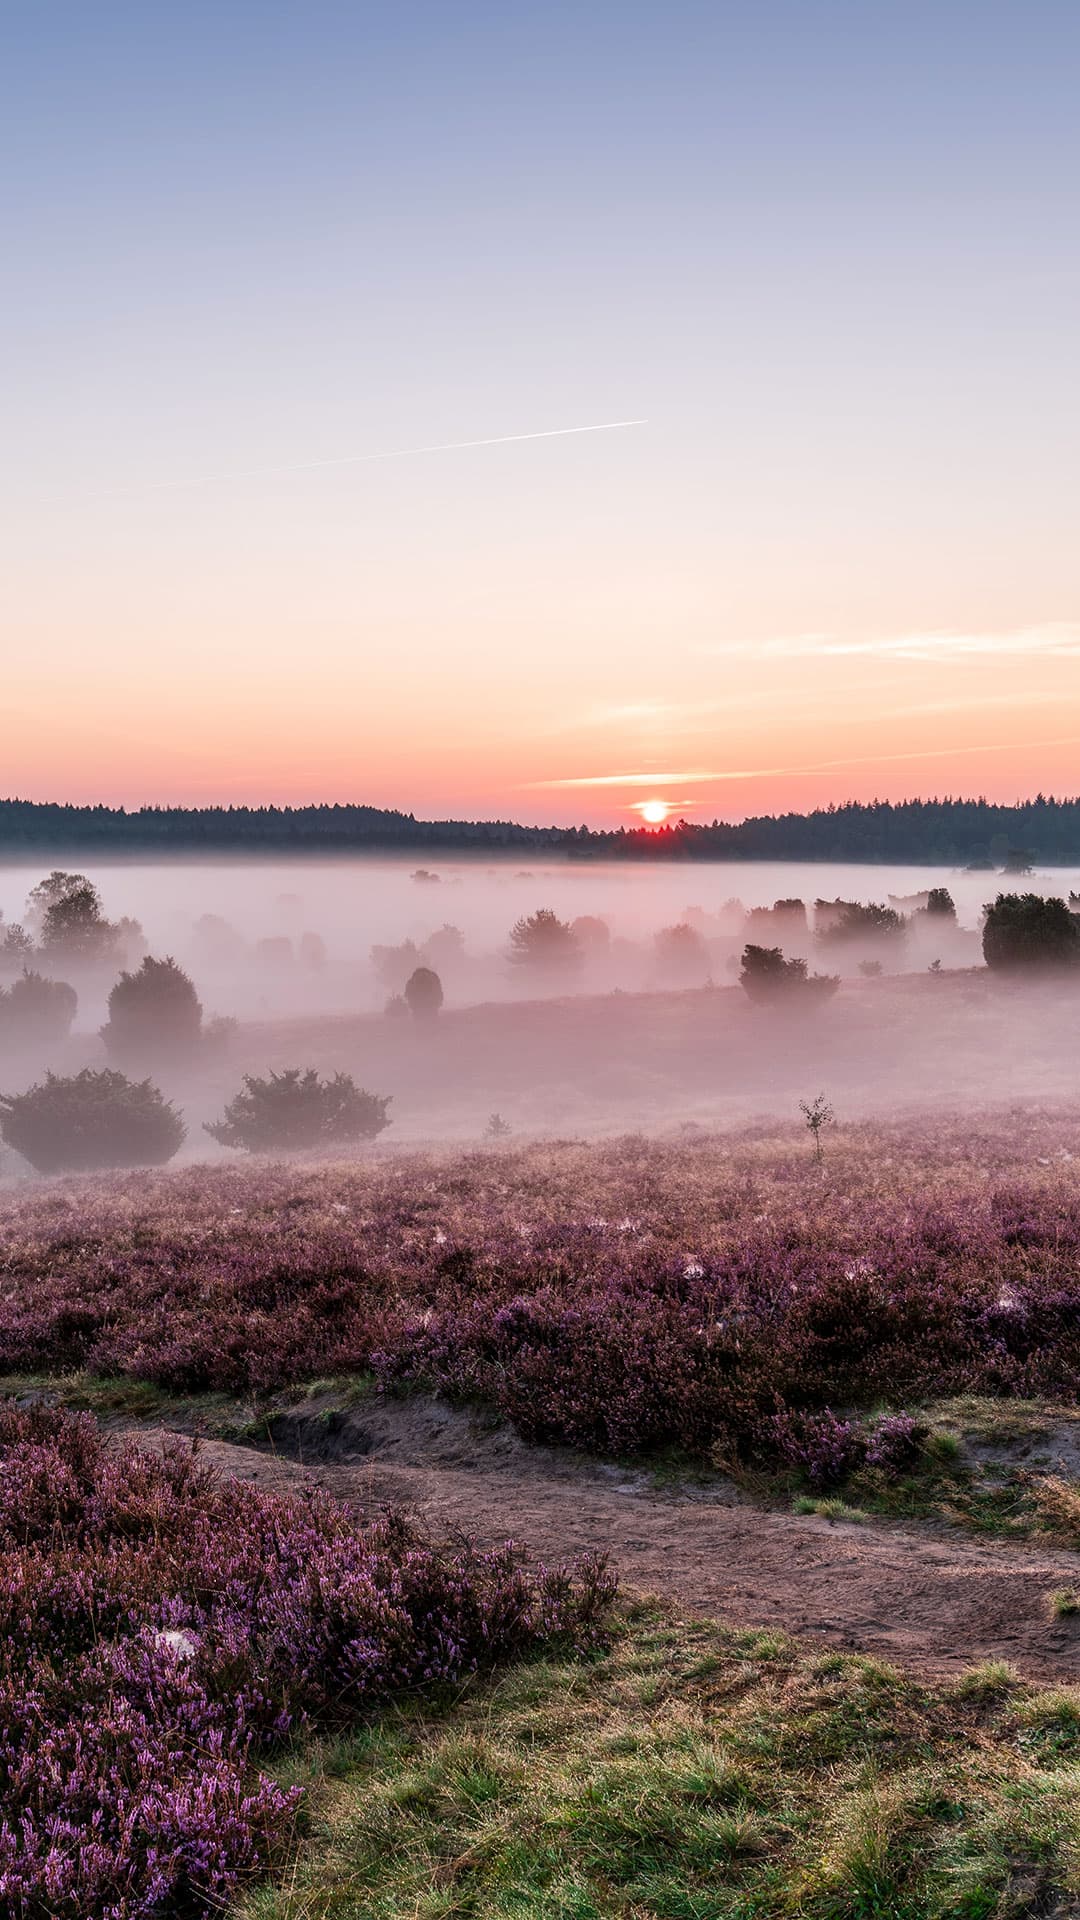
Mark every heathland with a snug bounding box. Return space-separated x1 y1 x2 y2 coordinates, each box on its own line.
5 1109 1080 1914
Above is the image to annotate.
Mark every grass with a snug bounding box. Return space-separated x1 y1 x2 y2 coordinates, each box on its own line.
232 1602 1080 1920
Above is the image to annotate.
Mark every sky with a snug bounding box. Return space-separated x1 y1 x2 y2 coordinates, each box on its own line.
3 1 1079 827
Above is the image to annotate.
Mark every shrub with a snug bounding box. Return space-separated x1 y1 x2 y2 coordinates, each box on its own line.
0 1068 184 1173
570 914 611 954
206 1069 392 1152
0 969 77 1044
654 922 710 984
982 893 1080 971
0 923 35 972
101 955 203 1063
858 959 883 978
404 965 444 1018
924 887 957 918
508 909 583 973
739 945 839 1004
816 901 907 946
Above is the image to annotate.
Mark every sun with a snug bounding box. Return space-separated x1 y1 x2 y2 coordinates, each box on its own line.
638 798 671 826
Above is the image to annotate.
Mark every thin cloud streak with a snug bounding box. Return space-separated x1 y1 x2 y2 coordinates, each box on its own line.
710 623 1080 663
529 732 1080 790
97 419 649 498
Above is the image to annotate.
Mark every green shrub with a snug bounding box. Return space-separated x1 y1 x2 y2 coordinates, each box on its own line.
206 1069 392 1152
0 1068 184 1172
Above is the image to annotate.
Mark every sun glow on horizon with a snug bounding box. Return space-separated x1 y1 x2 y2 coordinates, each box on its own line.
637 799 673 826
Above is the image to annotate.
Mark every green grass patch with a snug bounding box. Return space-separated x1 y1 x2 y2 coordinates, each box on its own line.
232 1603 1080 1920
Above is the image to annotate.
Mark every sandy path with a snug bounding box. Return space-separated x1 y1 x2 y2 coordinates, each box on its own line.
130 1409 1080 1683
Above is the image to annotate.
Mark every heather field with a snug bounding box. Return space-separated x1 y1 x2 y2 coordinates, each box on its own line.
4 1110 1080 1465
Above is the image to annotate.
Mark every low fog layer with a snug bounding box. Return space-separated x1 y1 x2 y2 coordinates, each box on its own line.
2 855 1080 1163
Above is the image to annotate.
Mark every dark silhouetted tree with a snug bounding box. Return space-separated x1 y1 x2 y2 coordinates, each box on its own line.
404 966 443 1018
923 887 956 918
740 945 839 1005
982 894 1080 971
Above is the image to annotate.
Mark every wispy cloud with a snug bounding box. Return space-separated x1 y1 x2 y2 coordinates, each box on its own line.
710 622 1080 662
99 419 648 498
527 731 1080 790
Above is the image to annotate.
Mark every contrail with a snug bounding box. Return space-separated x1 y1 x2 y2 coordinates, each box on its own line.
102 418 648 497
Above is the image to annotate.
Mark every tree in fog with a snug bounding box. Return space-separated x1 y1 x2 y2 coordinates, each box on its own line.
206 1069 391 1151
570 914 611 956
404 966 443 1019
815 900 907 947
740 944 839 1004
654 922 709 986
0 971 77 1045
101 956 203 1064
0 924 35 973
982 894 1080 971
508 909 582 973
0 1068 184 1172
37 877 123 966
419 925 465 971
923 887 957 919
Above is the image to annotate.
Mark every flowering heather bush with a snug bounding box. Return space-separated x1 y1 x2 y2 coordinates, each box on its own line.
0 1402 613 1918
3 1113 1080 1465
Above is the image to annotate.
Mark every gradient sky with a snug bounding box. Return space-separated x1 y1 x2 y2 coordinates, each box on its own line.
4 1 1079 826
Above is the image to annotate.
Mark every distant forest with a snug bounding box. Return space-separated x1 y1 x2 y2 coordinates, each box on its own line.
1 796 1079 865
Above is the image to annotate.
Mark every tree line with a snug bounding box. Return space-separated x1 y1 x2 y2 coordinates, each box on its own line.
2 796 1080 863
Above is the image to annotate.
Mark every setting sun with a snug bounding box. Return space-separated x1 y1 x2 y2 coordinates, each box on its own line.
638 799 672 826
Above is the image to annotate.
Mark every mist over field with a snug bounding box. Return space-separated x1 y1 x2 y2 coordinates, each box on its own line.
3 853 1080 1158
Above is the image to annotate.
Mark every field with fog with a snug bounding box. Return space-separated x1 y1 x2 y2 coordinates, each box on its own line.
5 867 1080 1915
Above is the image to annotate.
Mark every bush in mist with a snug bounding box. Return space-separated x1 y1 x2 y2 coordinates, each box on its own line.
299 930 327 969
206 1069 392 1152
858 958 883 978
923 887 957 919
508 909 583 973
745 898 808 937
419 924 465 970
0 970 77 1045
982 893 1080 971
816 900 907 946
0 1068 184 1172
101 955 203 1064
740 944 839 1004
371 938 421 992
654 921 710 985
570 914 611 955
384 993 410 1019
0 923 35 972
404 965 443 1019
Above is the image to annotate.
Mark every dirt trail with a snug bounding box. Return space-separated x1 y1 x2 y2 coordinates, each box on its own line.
127 1396 1080 1683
